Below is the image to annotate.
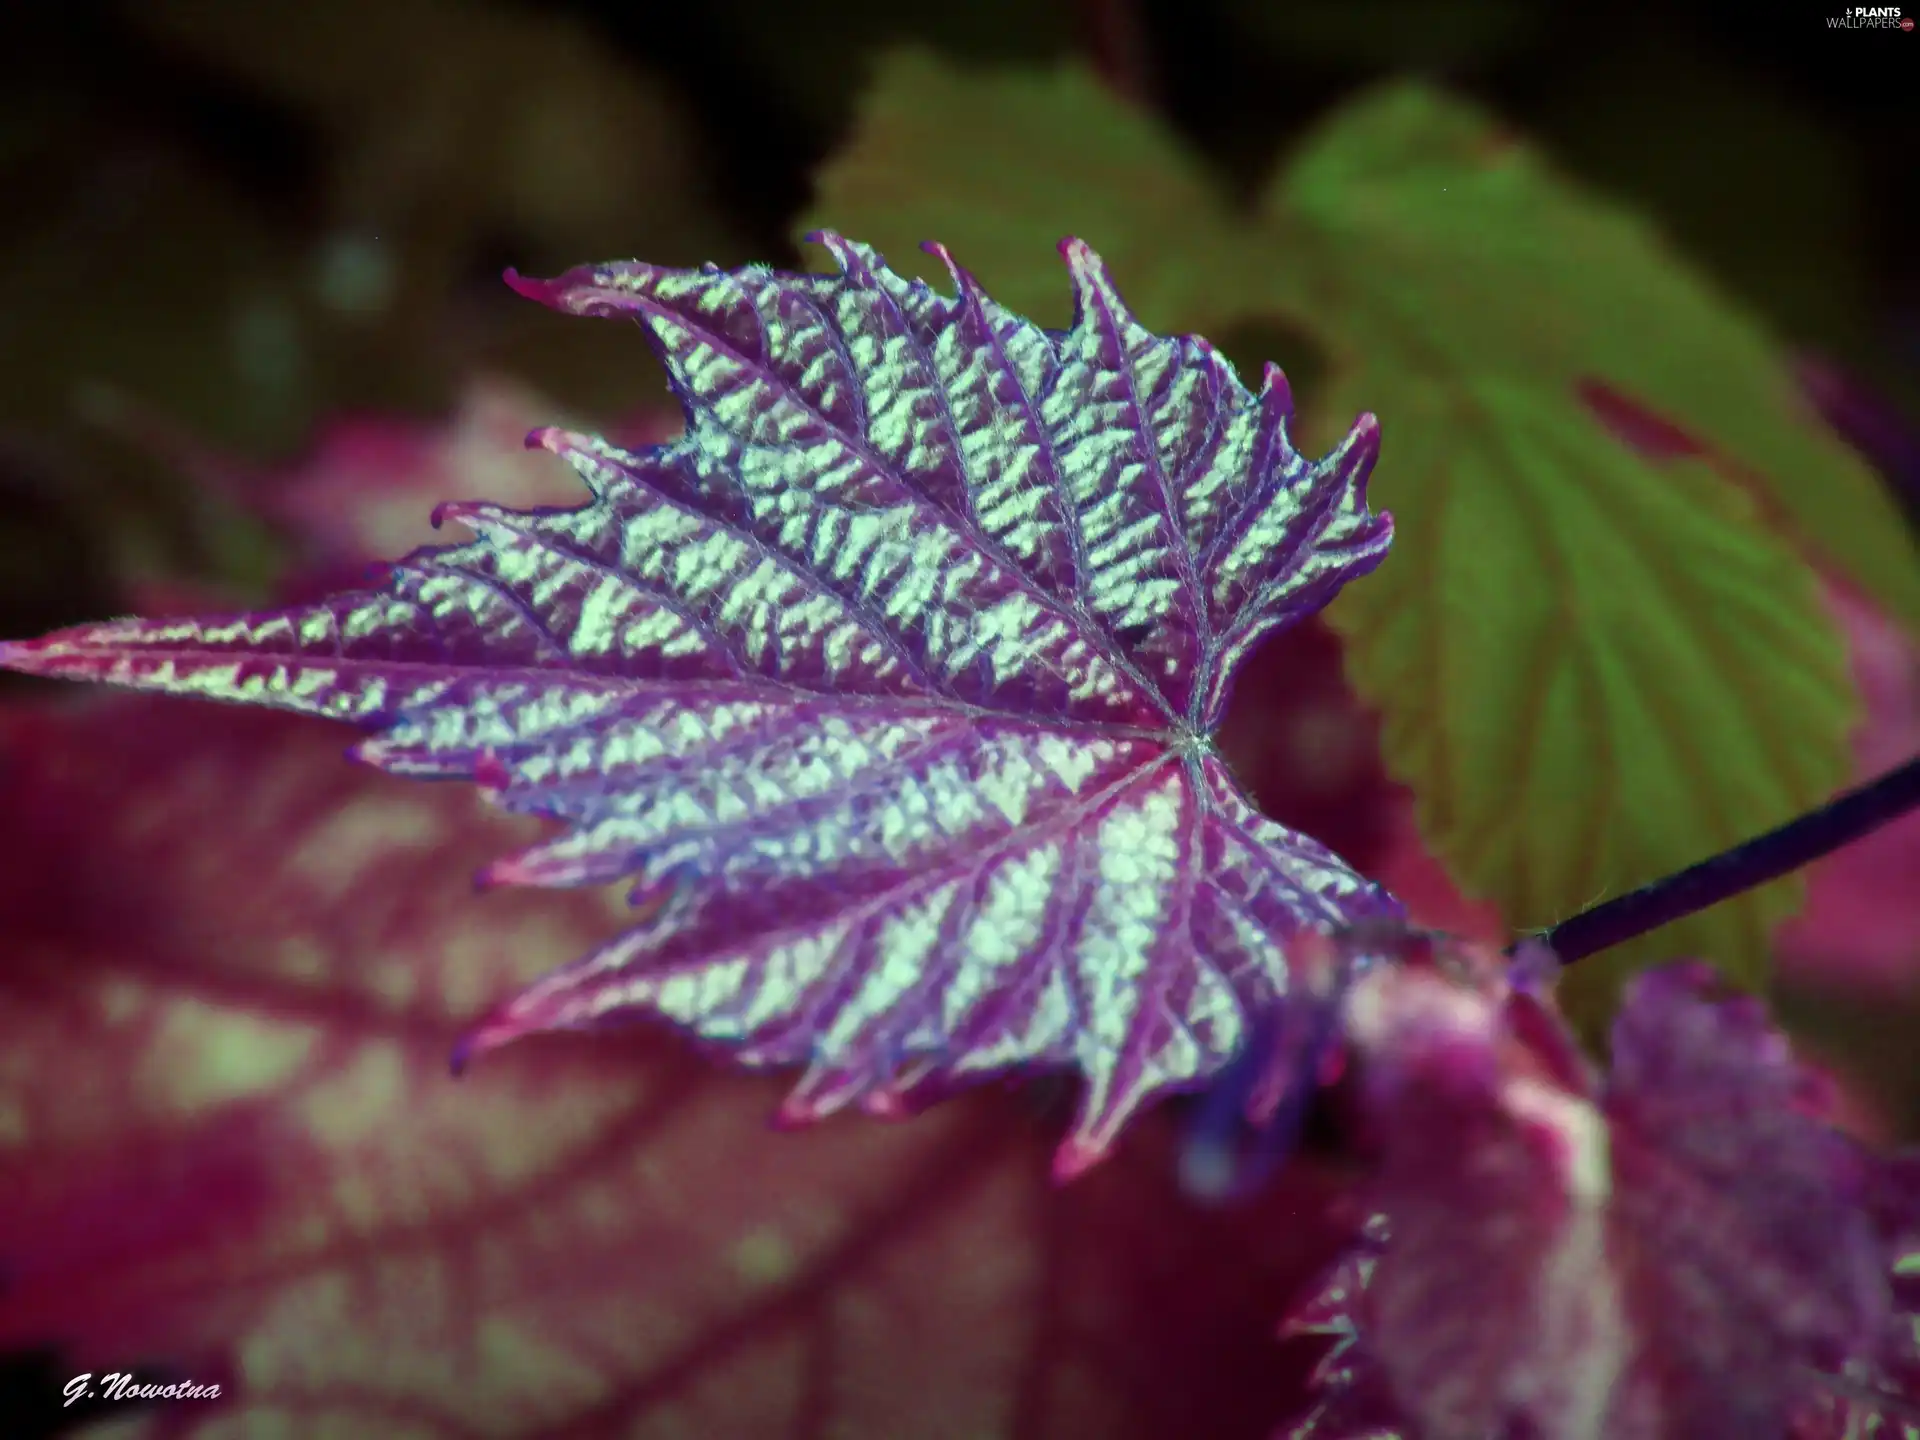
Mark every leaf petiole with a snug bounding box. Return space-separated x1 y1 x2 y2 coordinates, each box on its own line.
1532 754 1920 965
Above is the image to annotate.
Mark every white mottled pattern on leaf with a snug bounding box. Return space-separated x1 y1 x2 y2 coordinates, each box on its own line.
0 233 1394 1173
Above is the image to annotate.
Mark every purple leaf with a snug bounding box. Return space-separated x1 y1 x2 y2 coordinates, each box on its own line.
1281 940 1909 1439
1792 1150 1920 1438
0 695 1362 1438
1275 1211 1402 1440
0 233 1397 1177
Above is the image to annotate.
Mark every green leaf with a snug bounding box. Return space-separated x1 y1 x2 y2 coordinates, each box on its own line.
1264 81 1920 633
1260 83 1875 1024
1337 379 1854 1028
803 48 1267 334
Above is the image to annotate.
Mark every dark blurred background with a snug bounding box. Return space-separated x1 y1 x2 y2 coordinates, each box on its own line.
0 0 1915 646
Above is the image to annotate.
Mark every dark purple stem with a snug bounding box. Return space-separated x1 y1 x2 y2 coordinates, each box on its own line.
1533 755 1920 965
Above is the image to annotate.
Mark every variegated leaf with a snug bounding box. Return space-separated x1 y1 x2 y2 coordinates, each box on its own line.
0 233 1396 1175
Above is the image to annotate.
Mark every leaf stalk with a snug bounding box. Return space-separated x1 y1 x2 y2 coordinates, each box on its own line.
1536 755 1920 965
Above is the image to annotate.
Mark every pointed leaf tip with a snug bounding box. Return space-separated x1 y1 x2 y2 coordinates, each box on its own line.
451 1003 536 1076
503 263 611 317
860 1090 914 1121
471 751 511 791
1050 1138 1105 1186
1259 362 1297 422
10 235 1399 1163
478 853 559 888
773 1093 834 1130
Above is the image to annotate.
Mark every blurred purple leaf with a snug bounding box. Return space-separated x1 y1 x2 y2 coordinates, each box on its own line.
0 696 1351 1438
1280 940 1913 1439
0 233 1398 1177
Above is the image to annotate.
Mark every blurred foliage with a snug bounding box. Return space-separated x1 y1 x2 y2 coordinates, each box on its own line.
804 48 1265 333
1262 83 1901 1026
1266 82 1918 635
128 0 725 261
122 0 741 418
